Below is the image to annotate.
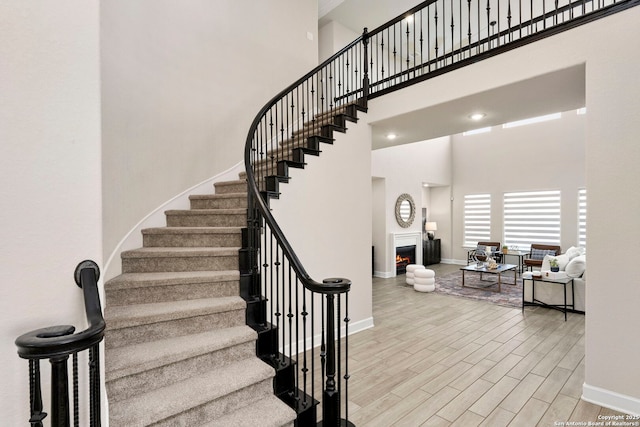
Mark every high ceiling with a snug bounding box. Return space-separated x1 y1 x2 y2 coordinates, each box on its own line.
319 0 586 149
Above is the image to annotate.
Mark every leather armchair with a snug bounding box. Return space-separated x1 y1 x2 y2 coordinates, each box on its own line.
524 244 561 270
467 241 502 264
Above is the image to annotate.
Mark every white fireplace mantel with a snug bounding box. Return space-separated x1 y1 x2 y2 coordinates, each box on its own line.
391 232 423 276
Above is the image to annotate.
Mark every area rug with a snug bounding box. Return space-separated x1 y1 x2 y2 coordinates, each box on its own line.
434 270 523 308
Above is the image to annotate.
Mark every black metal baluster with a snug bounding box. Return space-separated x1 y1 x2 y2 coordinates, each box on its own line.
73 353 78 427
392 23 397 82
90 344 101 427
434 3 439 66
508 0 513 42
440 0 445 65
293 269 300 405
301 284 308 407
29 359 46 427
274 247 282 366
467 0 472 57
311 292 316 405
519 0 523 38
450 0 455 64
486 0 491 51
419 10 424 73
477 0 481 53
412 12 416 78
344 292 351 425
405 18 410 76
287 263 293 370
458 0 462 61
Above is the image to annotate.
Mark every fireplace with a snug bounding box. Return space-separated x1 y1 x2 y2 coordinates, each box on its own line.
396 245 416 274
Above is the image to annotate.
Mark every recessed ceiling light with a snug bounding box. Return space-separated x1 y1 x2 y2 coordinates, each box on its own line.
405 15 413 23
469 113 485 121
386 133 397 140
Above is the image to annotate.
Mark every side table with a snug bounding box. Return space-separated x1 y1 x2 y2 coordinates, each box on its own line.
522 275 575 321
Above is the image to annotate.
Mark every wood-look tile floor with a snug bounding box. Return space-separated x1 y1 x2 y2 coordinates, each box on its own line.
343 264 626 426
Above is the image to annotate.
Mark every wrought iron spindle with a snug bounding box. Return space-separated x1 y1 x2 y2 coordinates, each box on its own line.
73 353 79 427
29 359 46 427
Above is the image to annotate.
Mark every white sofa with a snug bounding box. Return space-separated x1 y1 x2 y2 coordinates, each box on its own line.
523 247 586 313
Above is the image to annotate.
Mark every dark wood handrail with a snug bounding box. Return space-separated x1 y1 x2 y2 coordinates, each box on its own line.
15 260 105 359
243 40 361 295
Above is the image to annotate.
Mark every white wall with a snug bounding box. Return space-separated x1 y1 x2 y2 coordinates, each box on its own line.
365 7 640 414
319 19 360 62
101 0 319 277
371 136 451 276
451 109 586 261
0 1 102 425
270 116 374 335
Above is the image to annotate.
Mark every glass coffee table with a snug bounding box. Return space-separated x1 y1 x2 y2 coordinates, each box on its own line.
460 264 518 293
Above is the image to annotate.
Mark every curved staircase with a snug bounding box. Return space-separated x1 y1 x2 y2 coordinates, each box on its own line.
103 177 296 426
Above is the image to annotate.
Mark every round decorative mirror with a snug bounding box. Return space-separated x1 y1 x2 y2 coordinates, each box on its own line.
395 193 415 228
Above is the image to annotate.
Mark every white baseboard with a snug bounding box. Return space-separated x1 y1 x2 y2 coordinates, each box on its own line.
583 383 640 416
442 258 467 265
374 270 394 278
282 316 374 356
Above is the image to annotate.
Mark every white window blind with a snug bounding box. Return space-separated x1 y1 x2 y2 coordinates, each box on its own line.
464 194 491 246
578 188 587 248
503 190 561 250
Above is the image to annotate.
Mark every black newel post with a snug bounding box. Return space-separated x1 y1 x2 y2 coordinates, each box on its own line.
50 355 71 427
361 27 370 106
322 293 339 426
321 278 354 427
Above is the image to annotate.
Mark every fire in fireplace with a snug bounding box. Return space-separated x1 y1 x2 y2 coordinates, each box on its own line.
396 245 416 274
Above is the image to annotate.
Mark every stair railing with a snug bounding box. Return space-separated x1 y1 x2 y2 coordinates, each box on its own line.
244 34 367 425
15 260 105 427
342 0 639 101
244 0 638 425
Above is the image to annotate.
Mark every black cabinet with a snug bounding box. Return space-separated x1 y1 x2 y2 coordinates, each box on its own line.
423 239 441 266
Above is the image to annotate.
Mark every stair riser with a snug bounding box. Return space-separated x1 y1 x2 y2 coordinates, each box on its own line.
143 233 242 248
214 182 247 194
190 197 247 209
166 213 246 227
106 280 238 306
151 378 274 427
122 254 238 273
105 308 246 349
106 341 256 402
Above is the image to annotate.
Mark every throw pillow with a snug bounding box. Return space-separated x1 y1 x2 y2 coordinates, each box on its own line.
566 255 586 278
565 246 582 260
476 245 496 254
530 248 557 260
555 254 570 270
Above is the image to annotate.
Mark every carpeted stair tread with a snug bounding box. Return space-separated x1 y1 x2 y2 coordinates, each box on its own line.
190 192 246 200
189 193 248 209
105 270 239 291
105 325 256 381
105 296 245 330
165 208 246 215
142 226 242 235
201 394 296 427
108 357 275 426
122 246 240 258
